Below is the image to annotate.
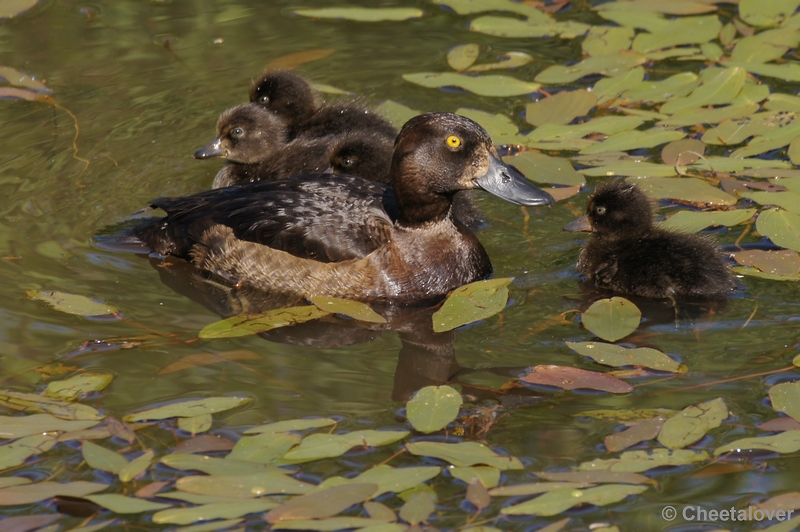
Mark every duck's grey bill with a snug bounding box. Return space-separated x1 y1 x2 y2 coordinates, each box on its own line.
475 155 554 207
563 215 592 233
193 139 226 159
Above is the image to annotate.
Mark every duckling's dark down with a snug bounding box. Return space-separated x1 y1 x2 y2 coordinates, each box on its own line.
134 113 554 303
572 180 735 300
249 70 398 142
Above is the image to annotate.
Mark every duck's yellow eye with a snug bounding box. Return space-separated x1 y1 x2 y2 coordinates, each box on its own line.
446 135 462 149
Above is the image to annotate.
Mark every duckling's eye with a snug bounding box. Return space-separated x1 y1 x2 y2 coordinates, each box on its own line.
445 135 462 150
258 95 269 104
595 206 607 216
340 157 354 168
230 128 245 139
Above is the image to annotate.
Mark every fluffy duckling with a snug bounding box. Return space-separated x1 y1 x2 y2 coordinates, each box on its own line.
193 103 288 185
249 70 398 142
132 113 554 303
570 180 735 300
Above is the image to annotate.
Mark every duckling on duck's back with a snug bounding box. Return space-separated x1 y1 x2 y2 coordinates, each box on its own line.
133 112 554 303
250 70 398 143
571 180 735 300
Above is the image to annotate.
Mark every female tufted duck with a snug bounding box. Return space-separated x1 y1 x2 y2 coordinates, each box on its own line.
134 113 554 303
568 180 735 300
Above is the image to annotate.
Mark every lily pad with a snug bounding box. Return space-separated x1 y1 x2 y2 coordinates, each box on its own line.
715 430 800 455
265 483 378 523
623 72 699 104
593 66 644 104
450 466 500 488
244 418 337 434
447 44 480 71
26 290 117 317
316 465 440 497
581 297 641 342
657 398 728 449
756 208 800 252
0 480 107 505
309 296 386 323
525 90 597 127
626 176 736 206
467 52 532 72
582 26 634 57
605 415 667 452
0 390 102 420
44 372 113 400
578 129 686 155
770 381 800 422
535 53 646 84
0 414 98 439
81 441 127 474
406 385 462 433
500 484 647 516
153 501 279 525
732 250 800 276
292 7 423 21
520 365 634 394
739 0 800 26
124 396 252 423
577 449 709 473
0 0 38 19
659 209 757 233
403 72 541 97
661 139 705 166
282 430 409 464
566 341 684 373
405 441 523 469
199 306 330 339
85 493 170 513
0 434 56 471
506 152 584 186
176 472 314 498
432 278 511 333
375 101 419 129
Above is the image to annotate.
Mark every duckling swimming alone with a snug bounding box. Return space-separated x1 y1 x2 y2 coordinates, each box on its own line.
250 70 398 143
134 113 554 303
570 180 734 300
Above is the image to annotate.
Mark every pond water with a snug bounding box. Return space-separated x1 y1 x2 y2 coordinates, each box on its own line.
3 0 800 530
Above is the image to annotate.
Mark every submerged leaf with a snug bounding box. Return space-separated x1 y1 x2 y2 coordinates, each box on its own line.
520 365 634 394
292 7 423 21
406 385 462 433
309 296 386 323
432 278 511 332
403 72 541 97
0 390 102 420
399 491 435 525
605 415 667 452
199 306 330 339
26 290 117 316
581 297 641 342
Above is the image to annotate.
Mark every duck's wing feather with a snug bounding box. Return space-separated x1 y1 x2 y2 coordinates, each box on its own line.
138 175 397 262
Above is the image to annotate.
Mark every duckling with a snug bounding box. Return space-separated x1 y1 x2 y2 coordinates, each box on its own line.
569 180 735 300
249 70 398 142
193 103 288 185
132 112 554 303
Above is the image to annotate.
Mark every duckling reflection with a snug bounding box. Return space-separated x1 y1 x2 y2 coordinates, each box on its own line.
566 180 735 302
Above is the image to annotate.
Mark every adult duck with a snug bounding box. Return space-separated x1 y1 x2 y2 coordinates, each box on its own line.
135 113 554 303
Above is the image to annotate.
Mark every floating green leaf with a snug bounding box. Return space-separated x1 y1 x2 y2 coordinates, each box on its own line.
689 157 793 173
309 296 386 324
227 432 300 464
178 413 212 435
431 0 549 18
580 162 677 178
0 0 38 19
566 341 684 373
715 430 800 456
273 518 393 531
659 209 757 233
732 250 800 277
0 414 98 439
44 372 113 400
406 385 462 433
282 430 409 464
176 472 314 497
578 449 709 473
595 0 717 15
629 15 722 54
0 390 101 420
770 382 800 422
406 441 523 469
81 441 127 474
153 500 280 525
467 52 532 72
162 453 288 476
657 103 760 127
657 398 728 449
119 449 154 482
0 434 56 471
578 129 685 155
292 7 423 21
199 306 330 339
432 278 511 333
623 72 699 104
581 297 641 342
489 482 591 497
528 117 646 142
732 28 800 63
399 491 435 525
739 0 800 27
741 191 800 214
724 61 800 82
0 480 107 505
626 176 737 206
403 72 540 97
507 152 584 186
364 501 395 520
265 483 378 523
501 484 648 516
661 139 705 166
593 66 644 104
124 396 252 423
450 466 500 488
455 108 523 145
535 54 646 84
244 418 337 434
26 290 117 316
469 17 590 39
765 93 800 112
756 209 800 252
85 493 170 513
447 44 480 71
316 465 440 497
605 415 667 453
520 365 634 393
582 26 634 57
525 90 597 127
